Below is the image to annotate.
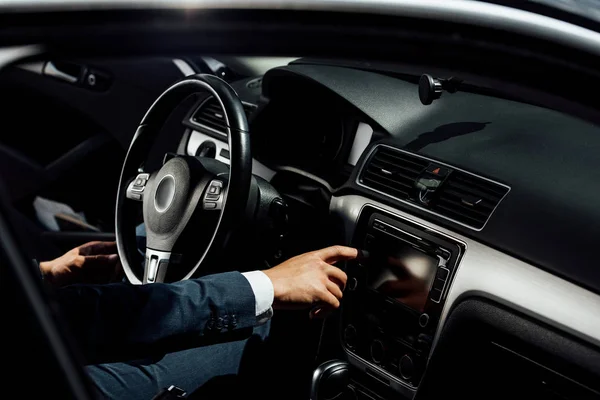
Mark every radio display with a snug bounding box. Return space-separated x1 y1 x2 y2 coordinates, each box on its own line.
367 240 438 312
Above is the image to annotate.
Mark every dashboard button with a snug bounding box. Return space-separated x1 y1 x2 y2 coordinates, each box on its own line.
426 164 450 178
430 288 443 303
418 313 430 328
432 278 445 292
399 355 414 380
440 248 451 259
436 267 449 281
219 149 230 159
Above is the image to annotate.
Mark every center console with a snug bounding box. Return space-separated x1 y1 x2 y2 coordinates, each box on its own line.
341 205 465 394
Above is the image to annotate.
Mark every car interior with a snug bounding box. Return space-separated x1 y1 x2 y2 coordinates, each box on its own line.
2 2 600 400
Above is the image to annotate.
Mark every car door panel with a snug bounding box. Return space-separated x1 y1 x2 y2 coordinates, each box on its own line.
0 57 193 238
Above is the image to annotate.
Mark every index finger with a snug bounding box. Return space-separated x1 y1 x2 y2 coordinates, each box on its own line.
315 246 358 264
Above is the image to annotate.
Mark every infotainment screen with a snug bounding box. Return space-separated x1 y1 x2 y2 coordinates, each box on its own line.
367 242 438 312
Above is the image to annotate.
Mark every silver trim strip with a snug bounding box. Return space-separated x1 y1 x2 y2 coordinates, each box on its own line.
186 130 276 181
172 58 195 77
330 194 600 357
4 1 600 56
346 349 416 399
356 143 511 231
0 46 41 70
17 61 44 74
374 219 422 242
187 130 230 163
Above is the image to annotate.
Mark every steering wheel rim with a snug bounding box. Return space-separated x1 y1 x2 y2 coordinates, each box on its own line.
115 74 251 284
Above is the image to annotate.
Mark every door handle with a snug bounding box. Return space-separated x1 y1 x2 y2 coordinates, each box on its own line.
43 61 79 83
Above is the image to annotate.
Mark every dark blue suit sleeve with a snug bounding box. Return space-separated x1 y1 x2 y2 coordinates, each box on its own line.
55 271 256 362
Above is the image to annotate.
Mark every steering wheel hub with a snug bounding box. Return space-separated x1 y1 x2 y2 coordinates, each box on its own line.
154 174 176 213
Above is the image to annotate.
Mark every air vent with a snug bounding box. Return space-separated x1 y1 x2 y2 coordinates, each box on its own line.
192 97 226 135
359 145 509 230
360 147 429 200
191 97 257 136
432 171 509 230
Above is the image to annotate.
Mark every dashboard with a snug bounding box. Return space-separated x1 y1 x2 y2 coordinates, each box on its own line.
180 59 600 399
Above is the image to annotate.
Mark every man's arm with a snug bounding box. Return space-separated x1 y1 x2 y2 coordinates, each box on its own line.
57 271 257 361
49 245 356 362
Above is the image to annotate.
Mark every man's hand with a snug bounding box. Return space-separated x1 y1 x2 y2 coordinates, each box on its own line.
40 241 122 287
263 246 357 315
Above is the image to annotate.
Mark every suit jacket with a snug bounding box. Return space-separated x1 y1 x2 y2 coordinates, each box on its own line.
56 271 257 364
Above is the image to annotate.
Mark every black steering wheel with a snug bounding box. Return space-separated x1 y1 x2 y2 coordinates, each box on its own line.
115 74 251 284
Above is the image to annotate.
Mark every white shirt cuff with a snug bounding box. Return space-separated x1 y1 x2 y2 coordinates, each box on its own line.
241 270 274 324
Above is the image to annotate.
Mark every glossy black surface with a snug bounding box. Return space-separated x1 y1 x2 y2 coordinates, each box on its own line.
341 206 464 387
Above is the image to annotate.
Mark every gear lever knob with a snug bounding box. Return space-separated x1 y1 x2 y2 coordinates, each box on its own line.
310 360 350 400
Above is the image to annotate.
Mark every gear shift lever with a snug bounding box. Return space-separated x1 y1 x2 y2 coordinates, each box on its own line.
310 360 350 400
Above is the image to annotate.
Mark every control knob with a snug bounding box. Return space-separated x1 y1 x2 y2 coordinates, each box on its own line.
370 339 387 364
399 354 415 380
344 325 357 349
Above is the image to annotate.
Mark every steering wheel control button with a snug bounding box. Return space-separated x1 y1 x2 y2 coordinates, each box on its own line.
203 180 224 210
419 313 430 328
144 249 173 284
126 173 150 201
208 185 221 195
132 173 149 189
146 257 159 283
